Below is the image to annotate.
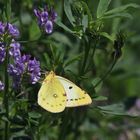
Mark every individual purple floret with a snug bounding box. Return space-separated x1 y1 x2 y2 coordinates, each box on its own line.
0 21 20 38
8 61 25 76
7 23 20 37
0 22 5 35
28 58 41 84
9 40 21 60
0 81 4 91
45 20 53 34
34 6 57 34
0 45 6 63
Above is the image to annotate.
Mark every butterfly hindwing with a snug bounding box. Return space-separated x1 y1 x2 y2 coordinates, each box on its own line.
57 76 92 107
38 71 67 113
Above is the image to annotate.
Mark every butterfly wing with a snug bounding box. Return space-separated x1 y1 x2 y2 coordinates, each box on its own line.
56 76 92 107
38 71 67 113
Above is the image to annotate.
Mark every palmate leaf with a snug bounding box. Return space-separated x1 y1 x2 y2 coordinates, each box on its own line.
97 0 112 18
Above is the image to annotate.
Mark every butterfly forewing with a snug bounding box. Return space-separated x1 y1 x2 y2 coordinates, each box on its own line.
57 76 92 107
38 72 67 113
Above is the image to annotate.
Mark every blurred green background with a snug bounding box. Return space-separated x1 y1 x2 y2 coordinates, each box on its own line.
0 0 140 140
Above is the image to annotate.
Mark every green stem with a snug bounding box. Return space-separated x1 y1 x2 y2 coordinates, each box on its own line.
85 42 97 73
58 109 71 140
93 58 117 88
3 0 11 139
80 38 90 75
3 44 10 140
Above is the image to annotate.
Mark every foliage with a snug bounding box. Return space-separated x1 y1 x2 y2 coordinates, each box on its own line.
0 0 140 140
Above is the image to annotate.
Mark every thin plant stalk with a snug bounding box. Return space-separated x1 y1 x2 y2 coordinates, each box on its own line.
93 57 117 88
3 0 11 139
3 42 10 140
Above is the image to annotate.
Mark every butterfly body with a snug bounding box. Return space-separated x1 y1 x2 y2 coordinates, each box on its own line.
38 71 92 113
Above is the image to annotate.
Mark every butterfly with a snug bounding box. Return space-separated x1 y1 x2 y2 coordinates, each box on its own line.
38 71 92 113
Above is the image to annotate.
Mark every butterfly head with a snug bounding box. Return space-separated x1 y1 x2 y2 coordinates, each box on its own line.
44 71 56 82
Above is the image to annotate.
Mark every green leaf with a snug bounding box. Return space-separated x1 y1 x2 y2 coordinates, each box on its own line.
97 103 138 116
28 111 42 119
82 15 88 32
64 53 83 67
29 21 41 40
104 3 140 16
48 32 72 47
81 1 93 21
92 77 103 93
97 0 112 18
43 53 51 70
94 96 108 101
100 32 115 41
10 130 28 138
103 12 133 19
55 18 74 33
64 0 75 26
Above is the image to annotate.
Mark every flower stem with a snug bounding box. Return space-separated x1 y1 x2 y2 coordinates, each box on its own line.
93 57 117 88
80 37 91 75
3 44 10 140
3 0 11 139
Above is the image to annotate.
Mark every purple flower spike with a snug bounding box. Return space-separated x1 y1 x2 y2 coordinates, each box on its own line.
31 73 40 84
9 41 21 60
0 81 4 91
21 54 31 63
8 62 25 76
0 46 6 63
34 6 57 34
0 22 5 35
28 58 41 84
8 54 41 87
8 23 20 37
45 20 53 34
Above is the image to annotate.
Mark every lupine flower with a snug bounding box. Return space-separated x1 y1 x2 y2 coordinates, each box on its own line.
7 23 20 37
0 21 20 38
8 55 41 88
34 6 57 34
0 22 5 35
0 21 40 88
0 81 4 91
9 40 21 60
0 45 6 63
28 58 41 84
45 20 53 34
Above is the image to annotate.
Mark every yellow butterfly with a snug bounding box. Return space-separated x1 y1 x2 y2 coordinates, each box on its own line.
38 71 92 113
